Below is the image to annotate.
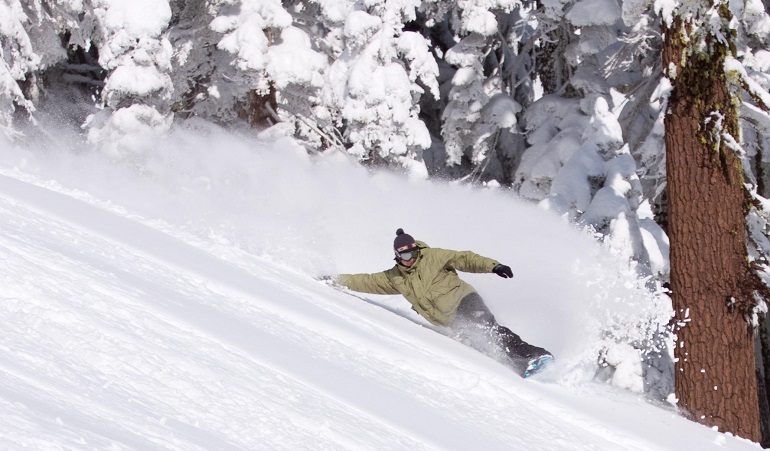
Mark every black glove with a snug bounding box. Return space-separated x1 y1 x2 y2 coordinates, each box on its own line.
492 264 513 278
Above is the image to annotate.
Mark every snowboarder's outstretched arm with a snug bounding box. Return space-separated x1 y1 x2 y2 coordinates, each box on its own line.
439 249 513 277
330 271 401 295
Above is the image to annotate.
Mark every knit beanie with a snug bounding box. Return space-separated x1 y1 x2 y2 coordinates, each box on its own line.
393 228 416 251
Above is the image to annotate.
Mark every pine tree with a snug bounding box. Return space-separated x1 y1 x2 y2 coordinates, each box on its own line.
0 0 36 139
206 0 295 127
420 0 530 182
316 0 439 172
0 0 81 138
83 0 175 160
663 0 764 440
513 0 669 278
724 0 770 442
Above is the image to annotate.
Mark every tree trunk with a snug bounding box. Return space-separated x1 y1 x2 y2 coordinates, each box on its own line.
536 21 574 96
663 17 762 442
756 320 770 446
754 149 770 446
238 85 278 129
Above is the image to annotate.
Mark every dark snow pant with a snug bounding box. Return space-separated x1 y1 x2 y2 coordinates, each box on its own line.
452 292 550 366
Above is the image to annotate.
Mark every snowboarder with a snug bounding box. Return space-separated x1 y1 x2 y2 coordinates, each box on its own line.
322 228 553 377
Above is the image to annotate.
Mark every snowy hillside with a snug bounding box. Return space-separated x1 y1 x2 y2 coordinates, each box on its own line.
0 129 760 449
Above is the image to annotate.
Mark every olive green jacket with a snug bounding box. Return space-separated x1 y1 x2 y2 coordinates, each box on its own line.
336 241 500 326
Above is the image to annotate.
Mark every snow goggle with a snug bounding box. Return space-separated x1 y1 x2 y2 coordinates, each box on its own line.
396 246 418 261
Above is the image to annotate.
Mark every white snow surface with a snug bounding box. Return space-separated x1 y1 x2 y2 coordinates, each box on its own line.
0 126 761 450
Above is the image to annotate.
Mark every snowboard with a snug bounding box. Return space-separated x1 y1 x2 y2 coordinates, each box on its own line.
521 354 554 378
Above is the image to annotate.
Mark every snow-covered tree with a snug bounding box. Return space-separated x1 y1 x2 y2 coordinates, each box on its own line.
206 0 293 127
83 0 174 160
511 0 671 281
0 0 82 139
0 0 37 139
417 0 534 182
441 34 521 172
315 0 439 172
168 0 328 153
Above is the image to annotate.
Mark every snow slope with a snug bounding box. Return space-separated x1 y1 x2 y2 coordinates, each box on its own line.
0 129 760 450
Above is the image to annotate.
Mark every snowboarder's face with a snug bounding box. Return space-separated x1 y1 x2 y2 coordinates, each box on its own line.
395 245 418 267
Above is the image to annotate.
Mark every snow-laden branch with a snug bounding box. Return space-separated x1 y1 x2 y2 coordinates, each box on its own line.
726 56 770 112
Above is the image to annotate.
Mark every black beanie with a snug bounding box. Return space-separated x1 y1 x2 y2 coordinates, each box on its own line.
393 228 416 251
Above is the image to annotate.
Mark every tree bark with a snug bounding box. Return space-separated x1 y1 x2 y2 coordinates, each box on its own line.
238 84 278 129
664 17 762 442
756 321 770 446
536 20 575 97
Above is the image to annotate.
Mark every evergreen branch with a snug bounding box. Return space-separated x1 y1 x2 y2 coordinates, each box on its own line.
276 103 345 150
726 56 770 113
741 77 770 113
